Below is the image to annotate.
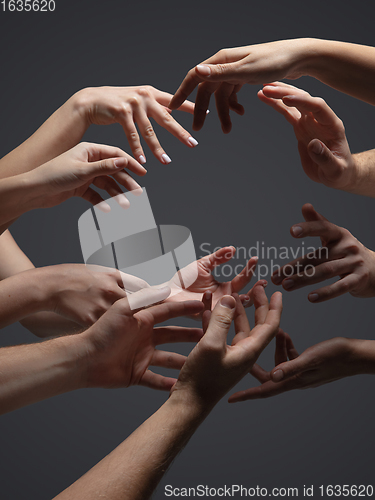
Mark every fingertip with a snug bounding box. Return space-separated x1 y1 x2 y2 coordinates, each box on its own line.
219 295 236 310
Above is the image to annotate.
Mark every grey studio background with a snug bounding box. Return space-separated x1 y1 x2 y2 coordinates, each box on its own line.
1 0 375 498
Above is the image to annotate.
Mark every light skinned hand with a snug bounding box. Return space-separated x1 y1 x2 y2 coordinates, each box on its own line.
229 330 361 401
28 142 146 211
169 40 307 132
41 264 151 327
258 81 356 190
171 288 282 408
79 85 198 164
165 246 267 314
82 288 205 391
271 204 375 302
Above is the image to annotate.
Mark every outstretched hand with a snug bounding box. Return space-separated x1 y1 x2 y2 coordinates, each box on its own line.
271 204 375 302
258 82 356 190
229 330 360 401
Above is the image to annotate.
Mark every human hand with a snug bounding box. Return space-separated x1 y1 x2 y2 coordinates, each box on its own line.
77 85 198 164
169 39 309 133
42 264 152 327
170 288 282 409
28 142 146 211
271 204 375 302
165 246 267 314
82 288 205 391
258 82 357 190
229 330 361 401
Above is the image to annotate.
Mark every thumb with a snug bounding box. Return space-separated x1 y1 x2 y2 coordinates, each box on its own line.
271 356 305 383
195 61 242 82
81 157 128 181
204 295 236 344
307 139 342 179
128 286 171 311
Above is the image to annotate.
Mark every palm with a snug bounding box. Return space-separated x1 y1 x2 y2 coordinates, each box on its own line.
166 246 258 311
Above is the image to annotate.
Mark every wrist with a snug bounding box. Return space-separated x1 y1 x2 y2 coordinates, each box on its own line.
346 338 375 375
168 388 214 423
71 87 97 128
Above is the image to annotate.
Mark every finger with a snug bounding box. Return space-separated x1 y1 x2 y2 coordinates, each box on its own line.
153 326 203 345
92 177 131 209
228 85 245 115
199 246 236 272
152 88 195 115
241 280 268 308
228 379 294 402
308 273 361 303
215 82 235 133
81 187 107 208
250 363 271 383
139 369 176 391
282 94 343 128
203 295 236 345
275 329 288 366
271 355 307 383
169 67 205 110
281 258 355 292
252 285 270 325
193 81 220 130
301 203 328 222
307 139 344 180
232 294 251 344
118 272 150 292
250 292 283 349
83 144 147 177
289 220 343 243
133 108 171 164
120 110 147 165
257 89 301 125
202 291 212 311
150 350 187 370
128 286 171 311
111 169 143 193
150 101 199 148
202 310 211 334
283 331 299 360
231 256 258 293
143 299 205 325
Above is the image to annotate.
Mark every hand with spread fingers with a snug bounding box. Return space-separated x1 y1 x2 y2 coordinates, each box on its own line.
165 246 267 313
271 204 375 303
0 287 205 415
171 287 283 408
258 82 357 190
229 330 375 402
79 85 198 165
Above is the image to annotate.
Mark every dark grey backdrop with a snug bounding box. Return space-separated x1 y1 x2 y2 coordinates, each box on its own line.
1 1 375 498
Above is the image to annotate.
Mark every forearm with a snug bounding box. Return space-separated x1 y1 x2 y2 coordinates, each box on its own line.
343 149 375 197
349 338 375 375
0 90 88 179
299 38 375 105
54 393 212 500
20 312 84 338
0 334 88 415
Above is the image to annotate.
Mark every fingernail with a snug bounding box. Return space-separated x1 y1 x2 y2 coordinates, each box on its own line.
220 296 235 309
272 370 284 382
196 64 211 76
309 293 319 302
117 194 130 208
139 155 146 164
96 201 111 213
272 273 283 285
283 279 294 290
206 110 210 115
161 153 172 164
310 140 324 154
114 158 126 168
187 137 199 147
291 225 303 237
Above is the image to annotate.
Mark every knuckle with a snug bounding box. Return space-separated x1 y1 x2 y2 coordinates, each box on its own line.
144 126 155 139
345 243 360 255
127 96 140 107
129 131 139 143
137 86 153 98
